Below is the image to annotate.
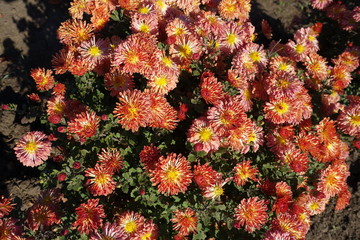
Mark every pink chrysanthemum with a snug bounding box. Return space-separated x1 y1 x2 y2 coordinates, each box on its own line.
113 89 151 132
104 69 135 97
14 131 52 167
317 163 349 197
234 197 268 233
133 220 159 240
73 199 106 235
78 37 110 68
203 177 231 200
337 104 360 138
187 117 220 153
171 208 198 237
30 68 55 91
147 67 179 95
85 164 117 196
67 111 101 139
311 0 333 10
150 153 193 196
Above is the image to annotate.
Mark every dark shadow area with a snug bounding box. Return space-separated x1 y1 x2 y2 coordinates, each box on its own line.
0 0 69 195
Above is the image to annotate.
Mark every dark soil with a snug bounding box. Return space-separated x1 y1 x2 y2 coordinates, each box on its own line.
0 1 359 239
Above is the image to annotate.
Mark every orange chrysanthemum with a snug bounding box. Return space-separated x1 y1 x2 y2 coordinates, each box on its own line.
113 89 150 132
0 196 15 218
171 208 198 237
116 211 145 238
98 148 124 174
187 117 220 153
317 163 349 197
104 69 134 97
337 104 360 138
150 153 193 195
30 68 55 91
85 164 116 196
233 160 259 187
200 71 227 105
67 111 100 139
193 162 219 190
234 197 268 233
26 204 61 231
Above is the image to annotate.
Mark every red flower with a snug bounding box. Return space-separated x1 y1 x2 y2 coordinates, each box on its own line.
171 208 198 237
0 196 15 218
73 199 106 235
85 164 116 196
67 111 100 139
234 197 268 233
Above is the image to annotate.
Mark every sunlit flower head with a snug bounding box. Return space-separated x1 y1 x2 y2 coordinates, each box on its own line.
14 131 52 167
133 220 159 240
85 164 117 196
311 0 333 10
131 12 158 35
147 67 179 95
234 197 268 233
104 69 135 97
200 71 227 105
337 104 360 138
171 208 198 237
219 22 244 53
187 117 220 153
203 177 231 200
73 199 106 235
193 162 219 190
78 37 110 68
116 211 145 238
113 89 151 132
57 19 94 46
218 0 251 22
317 163 349 197
150 153 193 196
272 213 307 239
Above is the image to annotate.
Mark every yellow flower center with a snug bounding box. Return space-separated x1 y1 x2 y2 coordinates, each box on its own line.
295 44 305 54
128 106 138 118
179 44 192 58
127 52 140 64
278 63 289 71
162 57 173 67
166 167 180 182
139 24 150 33
277 79 290 88
199 128 212 142
226 33 238 45
226 4 236 13
175 28 186 36
249 51 261 63
88 46 102 57
309 202 319 211
350 115 360 126
308 35 316 42
274 102 289 114
155 76 168 87
25 141 38 154
247 133 256 143
138 7 150 14
124 221 137 233
213 185 224 198
95 173 109 184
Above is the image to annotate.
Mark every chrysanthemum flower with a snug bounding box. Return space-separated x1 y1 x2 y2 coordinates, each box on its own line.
166 18 190 39
90 222 126 240
131 12 158 35
337 104 360 138
171 208 198 237
263 230 294 240
78 37 110 68
187 117 220 153
305 52 329 83
219 22 244 53
299 193 328 216
335 186 351 210
169 35 202 64
207 97 247 135
98 148 124 174
113 89 150 132
14 131 52 167
332 51 359 72
36 188 63 208
193 162 219 190
0 218 22 239
47 95 67 122
67 111 100 139
218 0 251 22
146 91 179 130
150 153 193 195
276 146 309 174
147 67 179 95
264 97 300 125
139 144 160 173
285 40 309 62
26 204 61 231
73 199 106 235
30 68 55 91
133 220 158 240
226 117 253 152
311 0 333 10
317 163 349 197
272 213 307 239
85 164 117 196
234 197 268 233
104 69 134 97
269 56 296 74
57 19 94 46
116 211 145 238
266 71 304 99
243 121 264 153
203 177 231 200
233 160 259 187
0 196 15 218
200 71 227 105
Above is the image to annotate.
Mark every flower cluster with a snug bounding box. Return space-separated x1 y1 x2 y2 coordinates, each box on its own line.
10 0 360 239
